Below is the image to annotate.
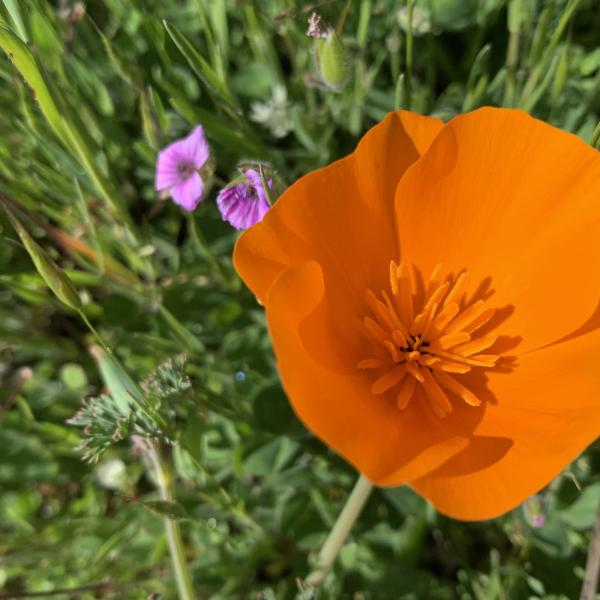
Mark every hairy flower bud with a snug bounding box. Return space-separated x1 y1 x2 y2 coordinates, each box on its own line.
316 31 349 91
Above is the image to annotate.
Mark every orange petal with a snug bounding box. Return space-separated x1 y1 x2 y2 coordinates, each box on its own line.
395 107 600 353
234 111 443 305
412 326 600 520
265 260 471 484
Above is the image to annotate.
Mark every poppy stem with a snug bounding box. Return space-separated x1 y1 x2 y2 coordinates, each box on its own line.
306 474 373 587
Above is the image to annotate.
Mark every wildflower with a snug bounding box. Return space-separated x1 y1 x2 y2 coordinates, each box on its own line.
397 6 431 36
522 495 545 528
217 168 272 230
155 125 211 212
250 86 292 139
234 108 600 520
95 458 127 491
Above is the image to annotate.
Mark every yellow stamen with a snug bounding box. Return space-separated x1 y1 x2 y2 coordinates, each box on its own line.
431 331 471 350
357 357 393 370
371 366 406 394
405 361 424 382
356 262 500 417
433 370 482 407
396 376 416 410
422 368 453 417
452 333 498 356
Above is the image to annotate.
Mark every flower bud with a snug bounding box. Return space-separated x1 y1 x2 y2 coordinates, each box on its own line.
3 206 81 311
316 31 349 91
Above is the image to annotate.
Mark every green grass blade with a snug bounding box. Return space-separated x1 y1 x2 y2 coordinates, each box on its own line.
2 0 28 41
0 24 65 141
163 20 236 111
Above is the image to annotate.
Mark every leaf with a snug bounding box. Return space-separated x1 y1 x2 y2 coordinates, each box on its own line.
0 26 130 226
0 25 66 142
163 20 236 110
2 0 28 42
169 95 264 156
140 500 188 520
252 382 303 436
2 203 81 311
560 482 600 530
244 437 300 477
182 408 206 464
90 346 144 414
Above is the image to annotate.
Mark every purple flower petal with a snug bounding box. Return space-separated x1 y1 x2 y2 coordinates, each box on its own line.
216 176 271 230
170 172 205 212
155 145 184 191
155 124 210 194
180 125 210 169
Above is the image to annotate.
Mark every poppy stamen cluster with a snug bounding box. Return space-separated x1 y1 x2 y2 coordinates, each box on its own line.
358 262 499 417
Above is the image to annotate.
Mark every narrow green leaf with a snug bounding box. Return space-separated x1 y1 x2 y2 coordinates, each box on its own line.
2 0 28 42
140 89 160 149
527 3 554 68
169 96 264 156
163 20 236 110
0 25 131 228
90 18 135 86
0 25 66 141
73 178 105 274
207 0 229 64
1 202 81 311
552 41 570 100
90 345 144 414
589 120 600 149
192 0 224 78
141 500 189 520
521 54 559 112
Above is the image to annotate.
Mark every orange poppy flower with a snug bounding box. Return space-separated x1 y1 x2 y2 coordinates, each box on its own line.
234 107 600 520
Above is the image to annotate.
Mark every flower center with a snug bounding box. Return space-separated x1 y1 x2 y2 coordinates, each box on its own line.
356 261 499 418
177 161 196 180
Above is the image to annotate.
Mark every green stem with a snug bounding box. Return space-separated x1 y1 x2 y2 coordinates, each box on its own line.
503 24 520 107
306 474 373 587
150 446 195 600
336 0 353 34
187 214 230 286
258 165 274 206
79 310 113 357
580 503 600 600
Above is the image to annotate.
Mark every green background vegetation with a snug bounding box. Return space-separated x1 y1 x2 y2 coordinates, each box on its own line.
0 0 599 598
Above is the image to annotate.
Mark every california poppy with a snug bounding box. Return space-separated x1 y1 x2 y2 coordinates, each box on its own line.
234 108 600 520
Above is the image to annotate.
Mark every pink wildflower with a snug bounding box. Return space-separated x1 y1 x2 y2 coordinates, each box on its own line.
155 125 210 211
216 169 273 230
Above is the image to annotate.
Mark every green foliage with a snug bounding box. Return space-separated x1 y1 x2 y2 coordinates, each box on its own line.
0 0 599 598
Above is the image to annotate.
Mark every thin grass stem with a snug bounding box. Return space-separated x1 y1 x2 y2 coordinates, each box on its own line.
149 446 195 600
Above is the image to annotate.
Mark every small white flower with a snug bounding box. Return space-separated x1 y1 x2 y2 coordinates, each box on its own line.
95 458 127 491
397 6 431 36
250 85 292 139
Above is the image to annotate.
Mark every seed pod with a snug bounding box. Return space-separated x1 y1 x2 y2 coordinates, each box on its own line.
3 206 81 310
316 31 349 91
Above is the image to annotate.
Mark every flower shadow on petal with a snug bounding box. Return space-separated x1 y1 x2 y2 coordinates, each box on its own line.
411 435 514 479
